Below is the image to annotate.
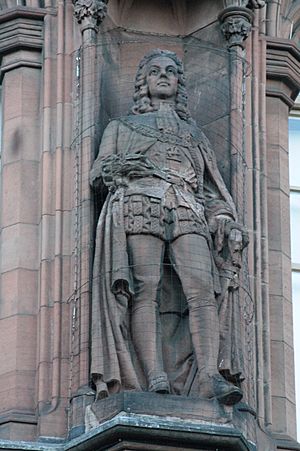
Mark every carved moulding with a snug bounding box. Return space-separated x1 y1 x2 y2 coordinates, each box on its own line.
73 0 109 29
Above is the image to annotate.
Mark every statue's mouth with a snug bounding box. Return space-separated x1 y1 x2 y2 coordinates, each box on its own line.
157 81 169 87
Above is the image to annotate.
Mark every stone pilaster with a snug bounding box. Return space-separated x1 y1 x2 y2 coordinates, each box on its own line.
0 6 45 441
266 38 300 446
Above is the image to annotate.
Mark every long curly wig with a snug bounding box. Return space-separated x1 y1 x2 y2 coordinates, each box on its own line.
131 49 191 122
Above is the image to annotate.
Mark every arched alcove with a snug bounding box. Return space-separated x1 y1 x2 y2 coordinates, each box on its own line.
106 0 223 36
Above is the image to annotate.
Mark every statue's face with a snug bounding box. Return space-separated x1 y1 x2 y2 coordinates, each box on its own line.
146 56 178 102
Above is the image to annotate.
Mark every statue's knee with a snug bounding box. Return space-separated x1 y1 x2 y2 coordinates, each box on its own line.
187 295 216 312
132 275 161 299
131 297 159 314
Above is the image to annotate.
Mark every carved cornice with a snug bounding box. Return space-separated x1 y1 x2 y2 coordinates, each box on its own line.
73 0 108 31
219 7 253 48
266 37 300 107
0 6 45 55
0 409 37 426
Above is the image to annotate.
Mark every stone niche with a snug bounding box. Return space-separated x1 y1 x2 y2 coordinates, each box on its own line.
76 1 256 450
70 1 298 451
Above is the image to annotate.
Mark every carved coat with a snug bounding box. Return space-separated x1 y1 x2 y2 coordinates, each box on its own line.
90 110 244 396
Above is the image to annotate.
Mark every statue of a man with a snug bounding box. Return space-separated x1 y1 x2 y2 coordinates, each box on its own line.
90 49 248 405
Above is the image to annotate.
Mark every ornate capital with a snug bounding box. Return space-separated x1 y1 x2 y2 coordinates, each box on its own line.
73 0 108 30
219 8 253 48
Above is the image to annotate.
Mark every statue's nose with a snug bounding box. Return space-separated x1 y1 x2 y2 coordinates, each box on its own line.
159 69 168 78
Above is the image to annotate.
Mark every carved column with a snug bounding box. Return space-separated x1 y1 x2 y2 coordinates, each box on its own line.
70 0 109 438
219 0 264 434
219 6 253 215
219 5 255 429
220 0 273 435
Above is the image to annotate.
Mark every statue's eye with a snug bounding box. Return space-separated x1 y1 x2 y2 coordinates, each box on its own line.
167 67 176 75
149 68 158 75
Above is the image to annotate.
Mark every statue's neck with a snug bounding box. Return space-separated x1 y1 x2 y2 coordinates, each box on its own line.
152 100 176 111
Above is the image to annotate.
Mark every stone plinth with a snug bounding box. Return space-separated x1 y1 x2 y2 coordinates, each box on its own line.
85 406 252 451
86 392 233 427
78 392 262 450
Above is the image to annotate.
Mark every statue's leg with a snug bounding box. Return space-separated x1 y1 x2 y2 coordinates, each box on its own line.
127 234 169 393
169 234 242 405
170 234 218 376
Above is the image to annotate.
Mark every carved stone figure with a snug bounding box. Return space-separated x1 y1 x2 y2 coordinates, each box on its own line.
90 50 248 406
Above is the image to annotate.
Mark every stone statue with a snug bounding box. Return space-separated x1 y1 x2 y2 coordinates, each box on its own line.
90 49 248 406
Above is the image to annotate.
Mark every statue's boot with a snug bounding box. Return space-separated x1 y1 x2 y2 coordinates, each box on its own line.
131 301 170 394
148 370 170 394
189 304 242 405
199 373 243 406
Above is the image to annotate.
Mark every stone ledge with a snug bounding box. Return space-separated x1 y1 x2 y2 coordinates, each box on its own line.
272 433 300 450
0 410 37 427
77 411 254 450
0 411 278 450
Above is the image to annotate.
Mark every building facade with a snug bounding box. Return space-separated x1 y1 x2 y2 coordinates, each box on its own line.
0 0 299 450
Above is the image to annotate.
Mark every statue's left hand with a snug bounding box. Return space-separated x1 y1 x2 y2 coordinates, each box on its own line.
225 221 249 250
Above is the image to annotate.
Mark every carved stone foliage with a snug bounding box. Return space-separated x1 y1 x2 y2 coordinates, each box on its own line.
73 0 108 28
220 15 252 48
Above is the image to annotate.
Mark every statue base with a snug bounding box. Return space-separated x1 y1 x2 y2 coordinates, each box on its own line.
86 391 233 427
82 392 261 450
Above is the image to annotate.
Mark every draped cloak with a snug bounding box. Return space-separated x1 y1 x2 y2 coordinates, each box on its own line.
90 111 245 396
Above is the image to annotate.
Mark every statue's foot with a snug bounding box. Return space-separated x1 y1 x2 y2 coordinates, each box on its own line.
148 371 170 394
200 374 243 406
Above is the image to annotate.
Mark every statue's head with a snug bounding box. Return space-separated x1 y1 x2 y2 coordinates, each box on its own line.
131 49 191 122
